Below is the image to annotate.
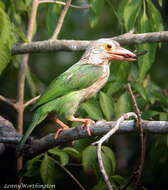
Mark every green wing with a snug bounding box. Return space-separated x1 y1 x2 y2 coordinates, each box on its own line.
34 63 103 108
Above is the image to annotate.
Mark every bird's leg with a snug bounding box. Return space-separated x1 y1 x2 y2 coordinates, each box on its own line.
69 116 95 136
50 115 70 138
54 118 70 138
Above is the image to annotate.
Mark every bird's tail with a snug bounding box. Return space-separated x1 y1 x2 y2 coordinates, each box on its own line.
19 111 47 150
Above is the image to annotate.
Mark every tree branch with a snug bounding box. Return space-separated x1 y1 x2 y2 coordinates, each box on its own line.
23 119 168 158
127 84 146 189
0 116 168 158
0 95 16 109
12 31 168 55
16 0 40 171
24 95 40 108
51 0 72 39
39 0 90 9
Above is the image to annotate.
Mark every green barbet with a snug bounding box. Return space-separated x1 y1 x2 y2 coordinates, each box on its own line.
19 38 136 148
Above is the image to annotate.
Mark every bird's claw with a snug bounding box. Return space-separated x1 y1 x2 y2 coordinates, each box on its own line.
54 128 63 139
82 119 95 136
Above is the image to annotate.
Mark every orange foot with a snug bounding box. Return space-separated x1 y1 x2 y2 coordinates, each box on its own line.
69 116 95 136
50 115 70 139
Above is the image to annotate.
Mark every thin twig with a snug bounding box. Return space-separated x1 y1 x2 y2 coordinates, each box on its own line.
49 155 86 190
0 95 16 109
92 112 138 190
52 0 72 39
127 83 146 188
24 95 40 108
39 0 90 9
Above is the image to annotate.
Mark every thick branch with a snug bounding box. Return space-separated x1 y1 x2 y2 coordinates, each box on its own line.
12 31 168 55
0 116 21 155
1 117 168 158
24 120 168 158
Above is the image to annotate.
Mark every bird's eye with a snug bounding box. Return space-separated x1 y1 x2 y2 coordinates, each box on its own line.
104 44 112 50
107 44 112 49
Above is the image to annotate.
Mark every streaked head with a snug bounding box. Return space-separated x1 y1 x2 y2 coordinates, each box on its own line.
82 38 137 64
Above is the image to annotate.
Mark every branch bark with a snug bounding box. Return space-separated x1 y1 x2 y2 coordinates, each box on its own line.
18 119 168 158
12 31 168 55
0 116 168 159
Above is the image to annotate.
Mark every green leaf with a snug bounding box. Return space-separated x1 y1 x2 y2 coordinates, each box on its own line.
152 90 168 107
110 62 131 82
45 4 61 37
102 146 116 174
82 145 115 177
40 154 57 185
118 0 128 23
82 145 97 172
138 43 157 83
0 7 15 74
123 0 142 31
159 112 168 121
138 5 157 82
89 11 98 28
48 147 69 166
14 24 27 42
115 92 132 118
106 81 124 96
111 175 134 190
74 138 93 152
0 1 5 9
90 0 104 15
117 62 131 82
99 91 114 120
133 82 147 101
81 99 103 120
89 0 104 27
63 147 80 159
140 8 152 33
24 154 43 177
92 180 107 190
142 110 159 120
111 175 127 185
147 0 164 31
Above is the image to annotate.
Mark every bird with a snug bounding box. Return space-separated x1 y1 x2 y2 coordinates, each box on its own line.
19 38 136 148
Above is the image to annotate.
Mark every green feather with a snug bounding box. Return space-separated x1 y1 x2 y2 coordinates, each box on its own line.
34 63 103 109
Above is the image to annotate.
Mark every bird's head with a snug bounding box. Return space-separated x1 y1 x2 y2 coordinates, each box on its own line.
82 38 137 65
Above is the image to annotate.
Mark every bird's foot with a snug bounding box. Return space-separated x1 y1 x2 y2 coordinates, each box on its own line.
81 119 95 136
69 116 95 136
50 115 70 139
54 127 69 139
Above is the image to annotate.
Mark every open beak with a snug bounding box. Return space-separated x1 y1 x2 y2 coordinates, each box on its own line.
109 47 137 61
